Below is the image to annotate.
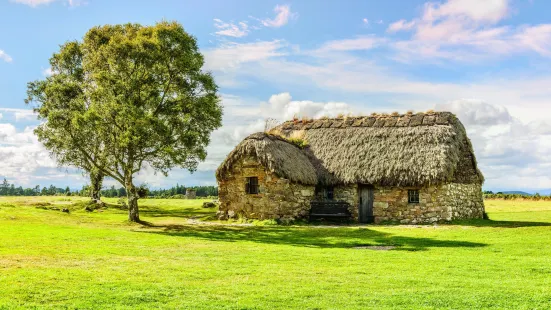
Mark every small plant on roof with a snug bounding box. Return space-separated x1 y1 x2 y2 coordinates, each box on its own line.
287 137 308 148
301 116 312 124
426 109 435 114
391 111 400 116
381 112 389 117
371 112 378 117
336 113 345 119
320 115 329 120
287 130 308 148
267 128 284 137
406 110 414 115
264 118 279 133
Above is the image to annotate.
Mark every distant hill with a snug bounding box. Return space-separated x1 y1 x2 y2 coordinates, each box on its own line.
500 191 533 196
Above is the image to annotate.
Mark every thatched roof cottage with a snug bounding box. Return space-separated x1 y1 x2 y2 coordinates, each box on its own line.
216 112 485 224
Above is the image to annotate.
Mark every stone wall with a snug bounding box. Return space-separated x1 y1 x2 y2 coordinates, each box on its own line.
372 183 484 224
217 156 315 220
333 184 359 218
185 189 196 199
218 156 484 224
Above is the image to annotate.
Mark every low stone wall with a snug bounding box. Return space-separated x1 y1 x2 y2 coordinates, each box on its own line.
218 156 314 220
372 183 484 224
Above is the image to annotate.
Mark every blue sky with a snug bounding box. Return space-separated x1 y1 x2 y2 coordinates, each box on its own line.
1 0 551 192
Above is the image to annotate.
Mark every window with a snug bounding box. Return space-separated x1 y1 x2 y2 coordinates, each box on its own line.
315 185 334 200
408 190 420 203
326 186 334 200
245 177 259 194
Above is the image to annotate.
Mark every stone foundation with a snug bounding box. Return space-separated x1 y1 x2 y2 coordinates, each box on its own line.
217 156 314 220
372 183 484 224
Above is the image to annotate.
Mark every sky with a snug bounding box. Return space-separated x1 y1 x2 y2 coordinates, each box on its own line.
1 0 551 192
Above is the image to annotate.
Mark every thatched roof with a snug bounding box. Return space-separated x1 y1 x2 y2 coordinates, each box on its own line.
217 112 484 186
216 132 318 184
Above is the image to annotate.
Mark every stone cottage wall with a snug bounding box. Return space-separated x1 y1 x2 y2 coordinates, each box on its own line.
333 184 359 218
372 183 484 224
185 189 196 199
218 156 315 220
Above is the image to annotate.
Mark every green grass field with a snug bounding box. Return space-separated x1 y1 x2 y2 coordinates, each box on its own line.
1 197 550 309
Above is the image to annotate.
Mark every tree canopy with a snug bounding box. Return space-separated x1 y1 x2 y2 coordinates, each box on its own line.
26 21 222 221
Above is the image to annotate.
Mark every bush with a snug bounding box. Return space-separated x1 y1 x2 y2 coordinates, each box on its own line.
484 193 551 201
202 201 218 208
136 185 149 198
117 197 128 209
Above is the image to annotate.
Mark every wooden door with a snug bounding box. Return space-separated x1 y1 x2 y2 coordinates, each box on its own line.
359 185 374 223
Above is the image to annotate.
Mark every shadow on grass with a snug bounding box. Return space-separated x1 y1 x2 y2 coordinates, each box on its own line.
136 224 487 251
138 206 216 218
450 218 551 228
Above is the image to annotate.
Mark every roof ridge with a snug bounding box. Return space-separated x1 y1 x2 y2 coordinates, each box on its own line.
278 111 456 130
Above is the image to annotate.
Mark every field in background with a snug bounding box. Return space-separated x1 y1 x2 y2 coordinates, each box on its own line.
1 197 550 309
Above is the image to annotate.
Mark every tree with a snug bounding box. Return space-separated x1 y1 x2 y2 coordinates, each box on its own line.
25 33 106 203
88 169 104 201
26 22 222 222
0 178 8 196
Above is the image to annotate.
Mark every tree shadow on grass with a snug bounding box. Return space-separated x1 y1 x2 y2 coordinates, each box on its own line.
138 206 216 218
450 218 551 228
135 224 487 251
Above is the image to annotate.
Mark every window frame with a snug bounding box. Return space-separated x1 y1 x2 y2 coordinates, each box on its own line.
408 189 420 204
245 177 259 195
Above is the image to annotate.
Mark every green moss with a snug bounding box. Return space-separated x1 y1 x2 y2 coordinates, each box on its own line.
286 137 309 149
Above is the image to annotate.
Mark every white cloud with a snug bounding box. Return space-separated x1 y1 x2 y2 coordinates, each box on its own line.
0 113 2 120
385 0 551 61
0 50 13 63
387 19 416 32
0 108 36 122
11 0 56 7
435 99 512 126
260 5 296 28
0 123 58 185
317 36 384 52
513 24 551 57
42 67 55 76
422 0 509 24
362 18 369 25
260 92 352 120
213 19 249 38
10 0 80 7
203 40 287 71
433 99 551 190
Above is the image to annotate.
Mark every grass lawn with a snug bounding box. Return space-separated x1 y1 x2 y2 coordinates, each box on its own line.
1 197 551 309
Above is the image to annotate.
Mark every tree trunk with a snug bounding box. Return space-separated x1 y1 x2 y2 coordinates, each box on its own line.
89 170 104 202
126 179 140 222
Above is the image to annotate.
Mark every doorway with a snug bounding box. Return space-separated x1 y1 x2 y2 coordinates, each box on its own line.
359 185 374 223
